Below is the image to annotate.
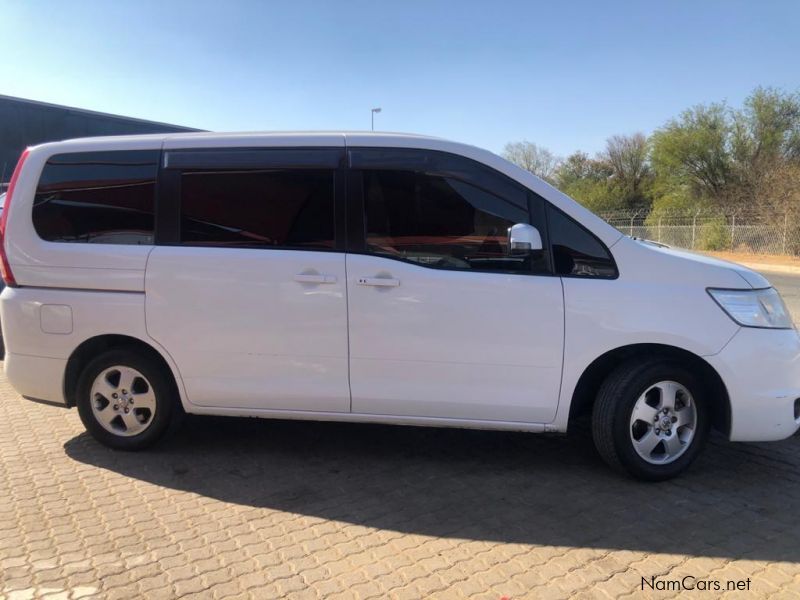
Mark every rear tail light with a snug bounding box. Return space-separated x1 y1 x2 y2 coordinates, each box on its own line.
0 148 30 287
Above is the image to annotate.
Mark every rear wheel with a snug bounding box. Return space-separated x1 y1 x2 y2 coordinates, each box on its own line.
76 349 179 450
592 357 710 481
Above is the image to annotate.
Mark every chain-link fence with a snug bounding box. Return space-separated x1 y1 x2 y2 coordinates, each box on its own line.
597 209 800 256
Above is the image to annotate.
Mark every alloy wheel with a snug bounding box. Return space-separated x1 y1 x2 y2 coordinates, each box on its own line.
628 380 697 465
89 366 157 436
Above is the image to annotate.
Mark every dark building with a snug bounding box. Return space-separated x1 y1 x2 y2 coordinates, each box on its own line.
0 95 201 183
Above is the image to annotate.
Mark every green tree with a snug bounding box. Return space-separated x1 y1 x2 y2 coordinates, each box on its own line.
600 133 653 209
560 178 627 213
730 87 800 210
554 136 654 212
502 141 561 183
650 88 800 213
650 102 732 206
554 151 619 212
555 151 611 187
505 86 800 222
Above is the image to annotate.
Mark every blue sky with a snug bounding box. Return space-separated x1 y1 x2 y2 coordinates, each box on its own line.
2 0 798 156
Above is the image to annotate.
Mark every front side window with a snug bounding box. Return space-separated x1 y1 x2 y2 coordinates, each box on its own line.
548 205 617 278
33 150 158 244
179 169 334 249
363 169 544 273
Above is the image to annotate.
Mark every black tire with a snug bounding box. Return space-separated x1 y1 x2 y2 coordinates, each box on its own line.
592 357 710 481
76 348 181 450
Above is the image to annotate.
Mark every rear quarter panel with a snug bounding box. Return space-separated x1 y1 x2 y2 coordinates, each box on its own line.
4 137 165 291
1 285 189 408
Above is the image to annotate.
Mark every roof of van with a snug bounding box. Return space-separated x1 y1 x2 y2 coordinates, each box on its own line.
34 130 447 145
165 130 445 139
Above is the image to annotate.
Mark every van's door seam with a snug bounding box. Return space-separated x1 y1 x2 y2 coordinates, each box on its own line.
343 133 354 413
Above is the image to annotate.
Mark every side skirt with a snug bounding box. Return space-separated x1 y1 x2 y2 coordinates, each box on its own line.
184 405 562 433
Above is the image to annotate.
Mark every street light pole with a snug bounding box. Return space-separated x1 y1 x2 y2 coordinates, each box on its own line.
371 107 382 131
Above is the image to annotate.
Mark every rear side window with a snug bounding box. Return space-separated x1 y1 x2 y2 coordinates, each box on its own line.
33 150 158 244
547 205 617 278
179 169 334 249
363 169 545 273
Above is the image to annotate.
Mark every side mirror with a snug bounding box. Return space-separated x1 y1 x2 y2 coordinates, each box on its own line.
507 223 543 255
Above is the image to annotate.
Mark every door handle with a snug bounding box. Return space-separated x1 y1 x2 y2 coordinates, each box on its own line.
357 277 400 287
294 273 337 284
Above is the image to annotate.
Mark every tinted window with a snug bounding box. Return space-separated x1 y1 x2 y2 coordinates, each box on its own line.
363 170 543 273
350 147 529 210
33 150 157 244
548 206 617 278
180 169 334 249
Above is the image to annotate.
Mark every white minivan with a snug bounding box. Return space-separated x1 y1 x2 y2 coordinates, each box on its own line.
1 132 798 480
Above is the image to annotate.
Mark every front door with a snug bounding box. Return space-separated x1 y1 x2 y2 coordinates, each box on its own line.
146 147 350 412
346 150 564 423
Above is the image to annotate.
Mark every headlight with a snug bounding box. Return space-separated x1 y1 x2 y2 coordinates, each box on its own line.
708 287 793 329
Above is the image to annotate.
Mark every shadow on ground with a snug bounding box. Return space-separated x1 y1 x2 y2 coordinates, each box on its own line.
65 415 800 562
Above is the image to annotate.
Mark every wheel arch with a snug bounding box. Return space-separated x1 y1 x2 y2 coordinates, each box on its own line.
567 343 731 436
63 334 185 409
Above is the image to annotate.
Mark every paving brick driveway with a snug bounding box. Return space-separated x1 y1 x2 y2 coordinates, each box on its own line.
1 370 800 599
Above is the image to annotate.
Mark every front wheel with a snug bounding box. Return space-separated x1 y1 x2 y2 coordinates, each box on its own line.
592 358 710 481
76 349 179 450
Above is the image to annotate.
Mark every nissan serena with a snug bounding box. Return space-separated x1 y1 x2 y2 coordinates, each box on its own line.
1 132 798 480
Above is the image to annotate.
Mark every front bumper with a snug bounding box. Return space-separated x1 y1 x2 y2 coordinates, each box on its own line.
706 327 800 442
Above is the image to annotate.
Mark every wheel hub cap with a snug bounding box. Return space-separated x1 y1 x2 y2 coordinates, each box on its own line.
89 366 156 437
629 380 697 465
